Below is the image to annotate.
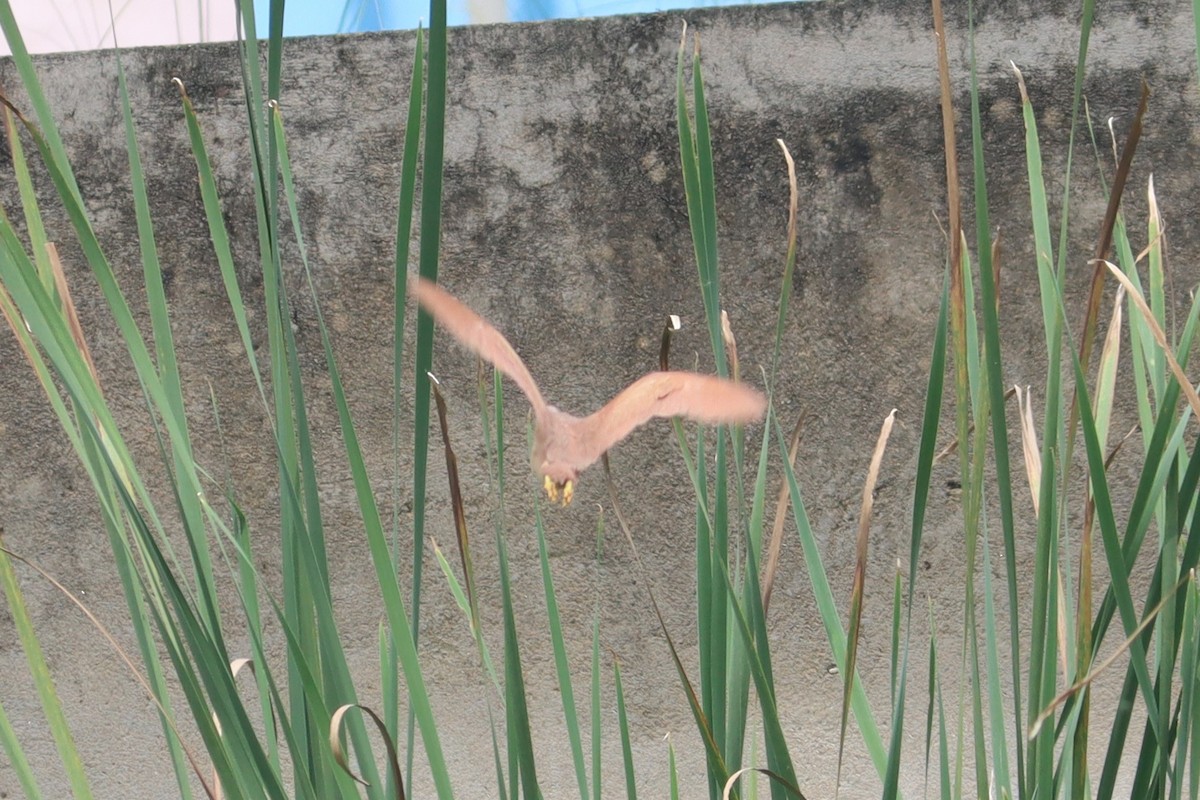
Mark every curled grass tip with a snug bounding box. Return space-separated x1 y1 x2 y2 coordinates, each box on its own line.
722 766 808 800
330 703 406 796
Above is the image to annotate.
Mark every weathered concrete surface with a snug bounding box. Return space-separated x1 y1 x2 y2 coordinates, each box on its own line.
1 0 1196 796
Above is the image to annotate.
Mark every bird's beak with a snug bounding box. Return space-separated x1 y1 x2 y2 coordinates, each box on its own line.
543 475 574 506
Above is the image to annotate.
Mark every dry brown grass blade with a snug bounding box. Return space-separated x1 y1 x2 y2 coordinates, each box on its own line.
0 542 217 800
836 409 897 796
46 242 102 394
45 243 134 494
1029 570 1192 739
1134 177 1167 266
778 139 798 256
759 140 802 619
1072 81 1150 431
762 413 806 616
602 453 637 564
330 703 406 797
1104 261 1200 419
0 279 42 367
430 372 478 633
659 314 682 371
1055 566 1072 683
1016 384 1076 681
722 766 808 800
1092 82 1150 284
1017 380 1073 680
1014 386 1041 514
931 0 961 292
930 0 964 403
720 310 739 384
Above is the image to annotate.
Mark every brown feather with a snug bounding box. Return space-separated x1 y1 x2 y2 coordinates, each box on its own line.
411 277 548 417
576 372 766 466
413 278 767 503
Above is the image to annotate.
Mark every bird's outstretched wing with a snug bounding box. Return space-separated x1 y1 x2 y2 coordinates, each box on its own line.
411 277 548 416
574 371 766 464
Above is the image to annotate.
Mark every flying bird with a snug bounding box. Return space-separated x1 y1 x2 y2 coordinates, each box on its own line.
412 277 766 505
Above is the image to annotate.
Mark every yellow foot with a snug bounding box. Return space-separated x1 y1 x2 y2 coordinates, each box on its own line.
542 476 574 506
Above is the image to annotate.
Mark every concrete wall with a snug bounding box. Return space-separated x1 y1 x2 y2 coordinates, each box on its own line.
1 0 1197 796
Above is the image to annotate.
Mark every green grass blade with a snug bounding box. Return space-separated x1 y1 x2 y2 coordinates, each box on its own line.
1050 0 1094 328
174 81 266 400
269 104 385 797
410 0 450 668
1013 67 1060 351
689 48 724 369
719 562 798 794
591 616 603 800
880 271 950 800
490 708 510 800
0 692 41 799
1185 576 1200 800
432 538 501 694
1 108 53 292
1070 349 1160 728
385 22 425 770
0 250 201 799
775 419 888 774
669 741 680 800
675 29 725 375
614 657 639 800
108 45 209 795
113 45 182 424
0 545 90 799
271 107 456 797
536 510 590 800
1094 429 1199 800
391 18 425 561
109 488 282 798
981 522 1013 797
498 522 540 799
885 669 913 797
3 98 219 617
1014 60 1071 800
931 622 952 800
118 66 218 731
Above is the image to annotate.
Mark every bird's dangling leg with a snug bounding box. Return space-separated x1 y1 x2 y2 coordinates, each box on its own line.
543 475 574 506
